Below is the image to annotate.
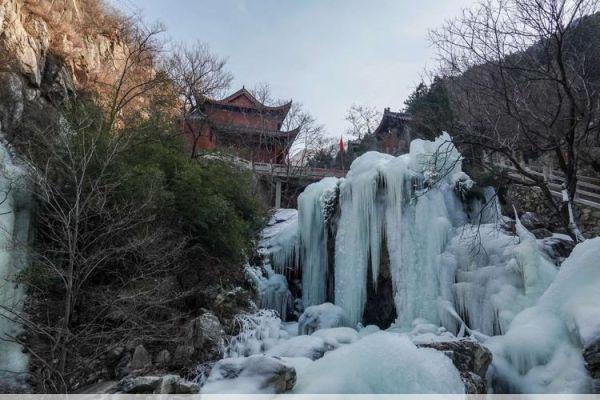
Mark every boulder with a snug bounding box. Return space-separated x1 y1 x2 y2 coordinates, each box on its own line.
128 344 152 371
584 340 600 393
520 212 545 230
418 339 492 394
171 344 195 369
541 234 575 264
202 355 296 394
171 312 225 367
298 303 347 335
266 335 330 360
154 349 171 367
186 312 225 349
118 376 162 394
115 352 131 379
112 375 200 394
155 374 200 394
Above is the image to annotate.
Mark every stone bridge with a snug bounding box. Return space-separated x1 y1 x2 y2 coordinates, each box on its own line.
250 162 346 208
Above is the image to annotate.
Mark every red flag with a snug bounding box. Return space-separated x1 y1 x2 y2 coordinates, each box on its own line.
339 136 345 153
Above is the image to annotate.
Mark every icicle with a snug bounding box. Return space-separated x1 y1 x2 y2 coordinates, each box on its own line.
334 152 392 326
298 177 339 307
259 209 299 274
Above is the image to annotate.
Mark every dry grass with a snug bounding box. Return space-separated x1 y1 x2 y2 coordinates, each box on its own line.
22 0 126 50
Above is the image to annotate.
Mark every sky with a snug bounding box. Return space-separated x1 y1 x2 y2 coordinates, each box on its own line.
110 0 476 137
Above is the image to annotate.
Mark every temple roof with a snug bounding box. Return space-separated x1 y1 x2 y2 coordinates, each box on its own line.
373 108 412 137
203 88 292 122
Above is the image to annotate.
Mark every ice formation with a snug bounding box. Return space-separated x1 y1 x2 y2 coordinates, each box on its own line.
331 134 468 325
291 331 465 394
258 208 298 273
0 142 31 389
223 132 599 394
297 177 339 307
487 237 600 393
297 302 347 335
245 265 293 320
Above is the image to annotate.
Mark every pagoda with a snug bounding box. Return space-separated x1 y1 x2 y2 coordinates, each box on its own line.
182 88 300 163
373 108 413 155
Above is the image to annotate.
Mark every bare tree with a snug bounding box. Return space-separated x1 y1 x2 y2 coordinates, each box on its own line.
167 41 233 157
101 21 171 131
345 104 382 140
431 0 600 241
9 105 186 391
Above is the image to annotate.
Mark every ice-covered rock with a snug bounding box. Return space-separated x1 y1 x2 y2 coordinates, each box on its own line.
266 335 329 360
115 375 199 394
246 265 294 320
291 331 465 394
118 376 162 393
540 233 575 264
487 237 600 393
418 339 492 393
311 327 360 349
202 355 296 394
298 303 347 335
224 310 283 358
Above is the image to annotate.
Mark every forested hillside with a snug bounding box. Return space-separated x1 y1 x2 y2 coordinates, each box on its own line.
0 0 266 392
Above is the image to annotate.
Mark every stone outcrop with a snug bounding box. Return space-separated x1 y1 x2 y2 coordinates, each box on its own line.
202 355 296 394
584 340 600 393
128 344 152 371
116 374 199 394
0 0 126 133
175 311 225 368
418 339 493 394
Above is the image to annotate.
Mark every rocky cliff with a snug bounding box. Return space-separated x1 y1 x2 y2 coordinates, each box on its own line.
0 0 127 133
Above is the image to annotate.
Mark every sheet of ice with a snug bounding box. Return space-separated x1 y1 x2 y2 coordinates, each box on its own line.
297 302 347 335
311 327 359 349
487 238 600 393
258 208 298 273
441 219 557 336
245 265 293 320
292 331 465 394
266 334 328 360
388 318 460 345
297 177 339 307
0 142 31 389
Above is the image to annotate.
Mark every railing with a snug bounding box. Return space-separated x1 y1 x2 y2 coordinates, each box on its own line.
500 163 600 210
251 162 346 180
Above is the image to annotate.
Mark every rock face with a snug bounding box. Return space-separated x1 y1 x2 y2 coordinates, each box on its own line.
584 340 600 393
179 312 225 368
541 234 576 264
418 339 493 394
202 355 296 394
363 245 396 328
0 0 126 133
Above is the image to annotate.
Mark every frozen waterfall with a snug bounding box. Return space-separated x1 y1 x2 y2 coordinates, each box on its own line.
298 177 339 307
238 132 599 394
0 142 31 389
